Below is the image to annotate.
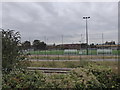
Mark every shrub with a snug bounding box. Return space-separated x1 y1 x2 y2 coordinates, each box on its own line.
2 29 21 72
2 70 46 89
88 64 120 89
2 65 120 89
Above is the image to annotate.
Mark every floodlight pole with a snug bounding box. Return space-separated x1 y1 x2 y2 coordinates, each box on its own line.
83 16 90 55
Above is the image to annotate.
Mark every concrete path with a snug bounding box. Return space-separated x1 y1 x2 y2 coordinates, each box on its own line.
29 59 118 61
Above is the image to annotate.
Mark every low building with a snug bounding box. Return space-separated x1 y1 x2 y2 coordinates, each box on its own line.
96 45 119 50
56 43 87 50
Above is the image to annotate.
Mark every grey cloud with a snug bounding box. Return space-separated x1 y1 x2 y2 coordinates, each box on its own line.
2 2 118 44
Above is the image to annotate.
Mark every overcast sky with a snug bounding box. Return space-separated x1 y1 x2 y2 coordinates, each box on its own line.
2 2 118 44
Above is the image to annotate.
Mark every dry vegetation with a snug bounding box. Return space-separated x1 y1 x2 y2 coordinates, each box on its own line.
29 60 118 74
28 55 118 60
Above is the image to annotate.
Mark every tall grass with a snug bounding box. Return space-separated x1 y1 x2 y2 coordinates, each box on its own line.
29 61 118 74
28 55 118 60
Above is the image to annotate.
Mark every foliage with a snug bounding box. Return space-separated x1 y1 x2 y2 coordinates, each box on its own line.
2 29 21 72
33 40 46 50
2 70 46 88
2 29 31 73
22 41 31 50
2 66 120 89
88 64 120 89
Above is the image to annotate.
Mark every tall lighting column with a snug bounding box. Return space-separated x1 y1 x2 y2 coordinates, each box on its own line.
83 16 90 55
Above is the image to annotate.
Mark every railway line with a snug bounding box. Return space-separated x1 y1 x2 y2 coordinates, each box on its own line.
27 67 72 73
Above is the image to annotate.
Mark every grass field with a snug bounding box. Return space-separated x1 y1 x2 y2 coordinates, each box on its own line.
29 49 119 55
29 60 118 74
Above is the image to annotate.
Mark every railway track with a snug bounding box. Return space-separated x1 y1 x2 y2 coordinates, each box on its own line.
27 67 72 73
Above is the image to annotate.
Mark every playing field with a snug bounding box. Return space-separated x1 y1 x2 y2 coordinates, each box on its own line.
28 49 119 55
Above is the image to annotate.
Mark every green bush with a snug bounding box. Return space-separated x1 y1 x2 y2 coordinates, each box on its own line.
2 29 31 74
3 70 46 89
2 66 120 89
88 64 120 89
2 29 21 72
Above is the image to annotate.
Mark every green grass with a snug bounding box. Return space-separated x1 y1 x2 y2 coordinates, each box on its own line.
29 50 64 55
29 49 120 55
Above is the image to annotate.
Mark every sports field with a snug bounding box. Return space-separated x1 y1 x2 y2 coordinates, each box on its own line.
28 49 119 55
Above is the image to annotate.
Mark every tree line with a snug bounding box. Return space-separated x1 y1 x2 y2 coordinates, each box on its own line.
21 40 46 51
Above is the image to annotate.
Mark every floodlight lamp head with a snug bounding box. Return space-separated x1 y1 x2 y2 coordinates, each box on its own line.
83 16 90 19
83 17 86 19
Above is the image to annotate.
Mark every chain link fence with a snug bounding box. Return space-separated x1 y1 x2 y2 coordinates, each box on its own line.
21 33 118 61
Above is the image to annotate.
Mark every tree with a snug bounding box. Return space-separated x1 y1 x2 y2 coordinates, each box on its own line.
105 41 116 45
33 40 40 50
90 43 96 48
39 41 46 50
32 40 46 50
22 41 31 50
2 29 21 72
